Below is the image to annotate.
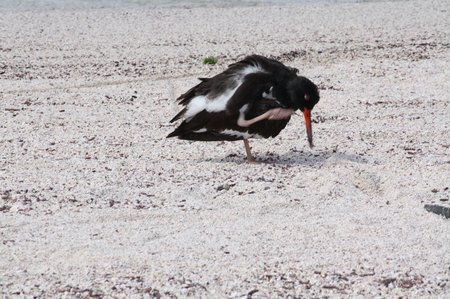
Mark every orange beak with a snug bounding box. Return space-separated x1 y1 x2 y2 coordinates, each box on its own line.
303 108 313 148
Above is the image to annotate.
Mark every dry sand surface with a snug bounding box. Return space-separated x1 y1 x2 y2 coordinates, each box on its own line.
1 0 450 297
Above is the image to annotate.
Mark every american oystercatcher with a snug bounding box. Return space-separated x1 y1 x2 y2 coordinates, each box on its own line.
167 55 320 162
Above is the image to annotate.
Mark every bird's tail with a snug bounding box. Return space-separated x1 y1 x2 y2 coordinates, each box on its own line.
169 108 187 123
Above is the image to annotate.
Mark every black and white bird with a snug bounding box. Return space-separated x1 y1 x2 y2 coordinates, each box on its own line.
167 55 320 162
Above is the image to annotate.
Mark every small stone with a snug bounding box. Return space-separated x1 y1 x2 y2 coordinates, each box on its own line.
216 183 230 191
439 198 448 202
0 205 11 212
431 188 439 193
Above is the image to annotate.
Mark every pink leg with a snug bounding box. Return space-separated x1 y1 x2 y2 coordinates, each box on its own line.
243 139 256 163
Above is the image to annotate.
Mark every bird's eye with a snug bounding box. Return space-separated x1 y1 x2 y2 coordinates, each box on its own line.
305 94 310 101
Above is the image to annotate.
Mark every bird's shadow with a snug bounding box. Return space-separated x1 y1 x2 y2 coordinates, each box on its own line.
200 149 368 166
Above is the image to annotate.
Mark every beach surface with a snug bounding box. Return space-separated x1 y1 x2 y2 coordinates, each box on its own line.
1 0 450 297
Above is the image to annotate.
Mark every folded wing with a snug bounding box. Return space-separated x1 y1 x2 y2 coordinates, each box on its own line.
167 57 294 141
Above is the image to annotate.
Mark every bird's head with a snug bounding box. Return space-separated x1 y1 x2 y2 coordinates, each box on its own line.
286 76 320 148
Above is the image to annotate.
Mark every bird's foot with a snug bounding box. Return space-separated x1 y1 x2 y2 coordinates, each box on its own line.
243 139 260 164
246 156 261 164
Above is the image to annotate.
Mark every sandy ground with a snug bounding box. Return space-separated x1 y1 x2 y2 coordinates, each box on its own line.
1 0 450 297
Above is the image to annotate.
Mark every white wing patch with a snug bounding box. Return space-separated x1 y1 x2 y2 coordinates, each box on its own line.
240 65 263 76
221 129 263 139
184 96 207 120
191 127 263 139
193 128 207 133
205 85 240 112
183 64 265 121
